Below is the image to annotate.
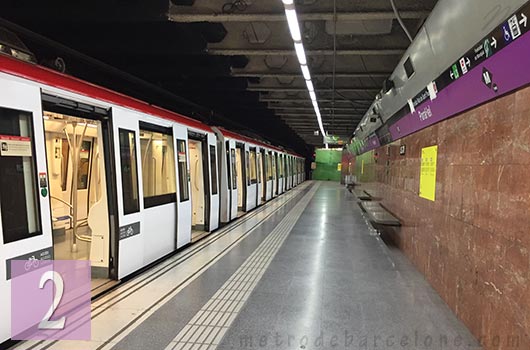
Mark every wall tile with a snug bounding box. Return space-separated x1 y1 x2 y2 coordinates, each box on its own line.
350 85 530 350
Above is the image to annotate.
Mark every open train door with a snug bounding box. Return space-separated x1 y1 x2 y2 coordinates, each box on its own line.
41 92 117 293
246 146 258 211
265 151 273 201
111 107 144 278
174 126 191 247
0 76 53 344
207 132 219 231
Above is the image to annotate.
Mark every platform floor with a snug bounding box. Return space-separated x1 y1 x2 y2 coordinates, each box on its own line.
15 181 480 350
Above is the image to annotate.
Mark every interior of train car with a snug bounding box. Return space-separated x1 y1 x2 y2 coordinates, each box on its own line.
187 132 210 240
42 99 112 290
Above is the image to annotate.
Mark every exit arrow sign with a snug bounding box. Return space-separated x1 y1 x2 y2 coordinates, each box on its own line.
520 13 528 27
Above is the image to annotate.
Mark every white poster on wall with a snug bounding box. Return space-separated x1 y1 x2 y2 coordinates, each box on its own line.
0 135 32 157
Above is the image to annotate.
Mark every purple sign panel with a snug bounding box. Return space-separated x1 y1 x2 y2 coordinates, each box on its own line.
390 29 530 141
11 260 91 340
360 134 381 154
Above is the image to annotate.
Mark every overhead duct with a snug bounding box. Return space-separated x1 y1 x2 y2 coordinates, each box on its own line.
325 19 393 35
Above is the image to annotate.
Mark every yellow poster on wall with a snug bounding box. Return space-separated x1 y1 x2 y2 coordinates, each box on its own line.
419 145 438 201
337 163 342 171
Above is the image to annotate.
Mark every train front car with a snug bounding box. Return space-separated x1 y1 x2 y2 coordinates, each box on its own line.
0 53 223 343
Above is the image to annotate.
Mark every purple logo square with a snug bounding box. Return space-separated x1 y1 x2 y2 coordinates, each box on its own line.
11 260 91 340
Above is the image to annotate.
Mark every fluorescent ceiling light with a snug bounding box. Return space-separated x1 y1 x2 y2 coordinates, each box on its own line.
284 9 302 42
282 0 327 145
301 65 311 80
294 42 307 65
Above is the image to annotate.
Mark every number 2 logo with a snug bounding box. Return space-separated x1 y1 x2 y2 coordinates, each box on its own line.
11 260 91 340
38 271 66 330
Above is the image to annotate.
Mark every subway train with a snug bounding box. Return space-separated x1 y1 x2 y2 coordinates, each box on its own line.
0 53 305 344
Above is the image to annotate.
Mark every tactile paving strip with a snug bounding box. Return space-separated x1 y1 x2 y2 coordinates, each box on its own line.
165 183 320 350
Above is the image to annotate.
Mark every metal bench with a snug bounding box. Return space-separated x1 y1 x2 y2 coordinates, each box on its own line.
353 189 372 201
360 201 401 226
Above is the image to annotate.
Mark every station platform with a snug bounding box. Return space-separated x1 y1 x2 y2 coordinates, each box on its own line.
15 182 480 350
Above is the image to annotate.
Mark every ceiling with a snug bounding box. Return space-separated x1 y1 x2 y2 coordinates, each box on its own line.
0 0 438 155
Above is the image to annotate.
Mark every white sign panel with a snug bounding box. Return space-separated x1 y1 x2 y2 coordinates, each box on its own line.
0 135 32 157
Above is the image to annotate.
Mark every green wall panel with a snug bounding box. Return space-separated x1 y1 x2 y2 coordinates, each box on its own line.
313 149 342 181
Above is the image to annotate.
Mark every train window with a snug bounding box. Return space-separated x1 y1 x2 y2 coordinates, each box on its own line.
118 129 140 215
77 140 91 190
139 123 176 208
177 139 189 202
278 156 283 178
249 149 257 184
0 107 41 243
231 149 237 190
245 151 250 186
209 145 218 195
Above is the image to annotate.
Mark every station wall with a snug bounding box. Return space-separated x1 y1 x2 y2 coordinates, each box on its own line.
312 149 342 181
347 87 530 349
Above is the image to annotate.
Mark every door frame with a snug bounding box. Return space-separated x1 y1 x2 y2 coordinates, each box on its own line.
188 131 211 232
41 93 119 280
261 149 267 202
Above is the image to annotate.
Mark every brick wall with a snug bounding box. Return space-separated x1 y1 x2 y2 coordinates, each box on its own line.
351 87 530 349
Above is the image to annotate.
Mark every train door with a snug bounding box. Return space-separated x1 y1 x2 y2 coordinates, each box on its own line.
260 149 267 203
272 152 278 196
284 155 291 191
235 142 246 215
265 151 273 200
284 155 289 191
288 157 293 189
42 94 114 290
0 78 52 344
291 158 294 186
227 140 238 221
207 133 219 231
277 154 284 195
296 159 301 185
174 126 191 247
188 132 210 241
256 149 263 206
246 147 258 211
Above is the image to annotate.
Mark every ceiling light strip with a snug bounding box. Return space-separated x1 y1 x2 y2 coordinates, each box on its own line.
282 0 327 143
